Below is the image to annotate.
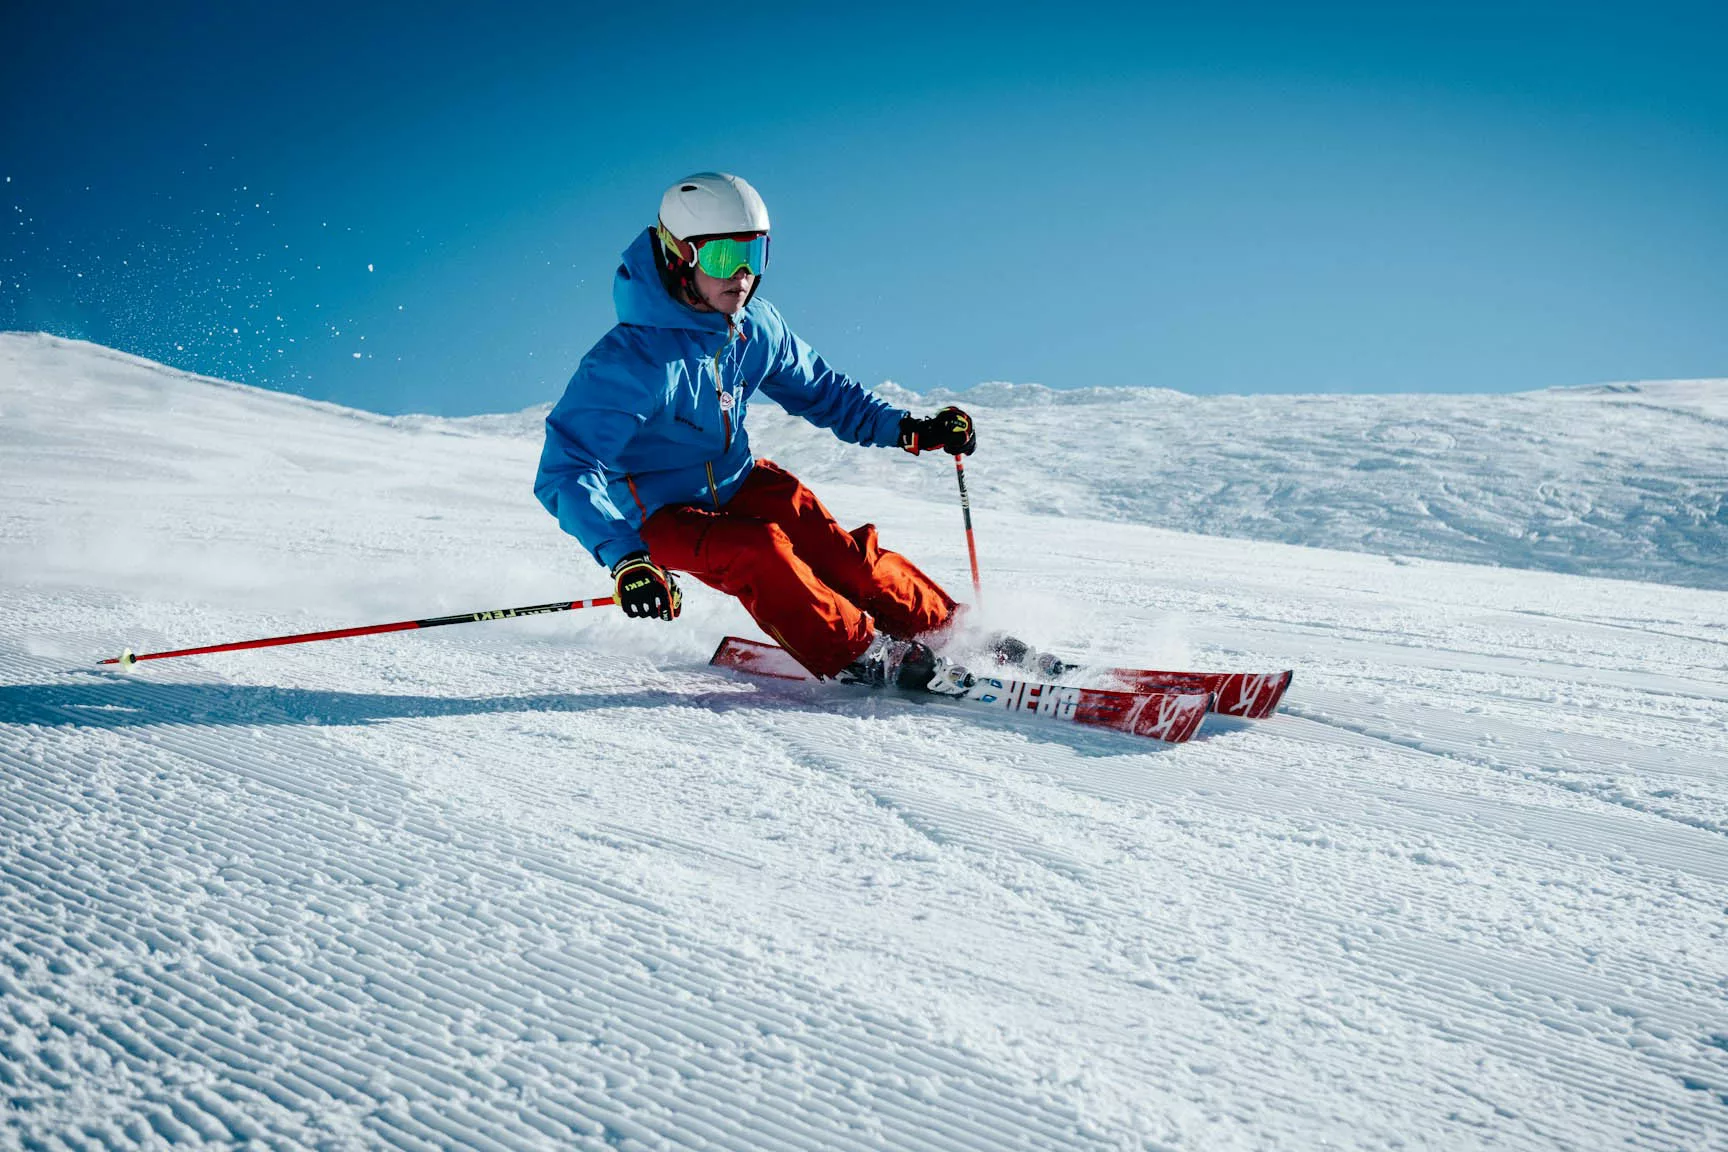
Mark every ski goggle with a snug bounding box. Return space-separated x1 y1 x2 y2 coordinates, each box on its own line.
690 232 770 279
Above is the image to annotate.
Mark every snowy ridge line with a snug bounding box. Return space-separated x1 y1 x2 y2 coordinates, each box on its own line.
0 331 403 427
1586 396 1728 433
9 332 1727 591
0 643 1124 1149
745 384 1728 593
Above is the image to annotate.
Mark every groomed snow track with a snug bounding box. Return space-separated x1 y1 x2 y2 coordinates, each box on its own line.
3 335 1727 1149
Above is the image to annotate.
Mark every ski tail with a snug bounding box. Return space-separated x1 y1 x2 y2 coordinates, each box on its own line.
710 635 814 681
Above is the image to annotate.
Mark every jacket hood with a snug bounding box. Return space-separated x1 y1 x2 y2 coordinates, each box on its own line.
612 228 756 334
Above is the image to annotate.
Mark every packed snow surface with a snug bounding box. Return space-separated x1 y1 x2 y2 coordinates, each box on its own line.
2 332 1726 1150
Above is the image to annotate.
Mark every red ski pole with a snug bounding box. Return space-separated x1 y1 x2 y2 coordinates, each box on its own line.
100 595 616 669
954 455 983 607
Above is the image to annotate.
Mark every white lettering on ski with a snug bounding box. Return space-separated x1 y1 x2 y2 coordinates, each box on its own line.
1038 686 1080 720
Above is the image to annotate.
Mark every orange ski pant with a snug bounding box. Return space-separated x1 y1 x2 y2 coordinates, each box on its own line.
640 459 957 678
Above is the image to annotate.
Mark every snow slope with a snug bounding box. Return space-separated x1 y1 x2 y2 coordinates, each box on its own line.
454 374 1728 592
2 333 1727 1150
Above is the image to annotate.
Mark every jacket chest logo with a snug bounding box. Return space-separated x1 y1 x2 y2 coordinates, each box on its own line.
717 391 736 412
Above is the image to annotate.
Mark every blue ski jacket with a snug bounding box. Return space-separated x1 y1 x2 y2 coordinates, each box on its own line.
535 228 909 571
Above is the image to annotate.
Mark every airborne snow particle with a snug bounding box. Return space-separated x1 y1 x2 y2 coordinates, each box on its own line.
367 263 374 272
352 352 362 359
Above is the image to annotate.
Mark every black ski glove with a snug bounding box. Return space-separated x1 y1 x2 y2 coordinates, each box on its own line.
611 552 682 621
899 406 977 456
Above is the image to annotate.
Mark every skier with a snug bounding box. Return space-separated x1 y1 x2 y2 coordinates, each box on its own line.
534 172 978 692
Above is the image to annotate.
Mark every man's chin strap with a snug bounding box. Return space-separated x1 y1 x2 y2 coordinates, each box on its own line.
652 226 699 309
675 267 703 309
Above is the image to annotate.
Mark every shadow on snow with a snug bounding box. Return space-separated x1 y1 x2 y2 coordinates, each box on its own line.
0 674 740 732
0 671 1220 756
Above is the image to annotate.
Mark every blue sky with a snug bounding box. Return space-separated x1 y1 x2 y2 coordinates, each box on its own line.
4 1 1725 415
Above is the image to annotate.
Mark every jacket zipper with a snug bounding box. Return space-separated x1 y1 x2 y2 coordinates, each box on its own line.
708 321 736 509
714 321 734 454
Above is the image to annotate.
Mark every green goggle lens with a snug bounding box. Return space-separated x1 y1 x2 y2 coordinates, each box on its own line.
693 234 770 279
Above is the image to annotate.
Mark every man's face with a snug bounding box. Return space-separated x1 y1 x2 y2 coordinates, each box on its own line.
692 265 755 315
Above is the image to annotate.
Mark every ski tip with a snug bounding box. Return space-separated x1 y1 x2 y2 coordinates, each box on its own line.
1260 671 1294 718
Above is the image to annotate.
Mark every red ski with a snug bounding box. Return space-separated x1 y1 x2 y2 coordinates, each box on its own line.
988 640 1293 720
1093 668 1292 720
710 636 1213 744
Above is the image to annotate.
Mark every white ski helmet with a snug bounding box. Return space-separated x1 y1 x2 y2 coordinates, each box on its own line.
657 172 770 243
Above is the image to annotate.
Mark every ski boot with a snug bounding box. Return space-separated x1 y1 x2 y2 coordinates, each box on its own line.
983 632 1074 679
840 634 973 696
